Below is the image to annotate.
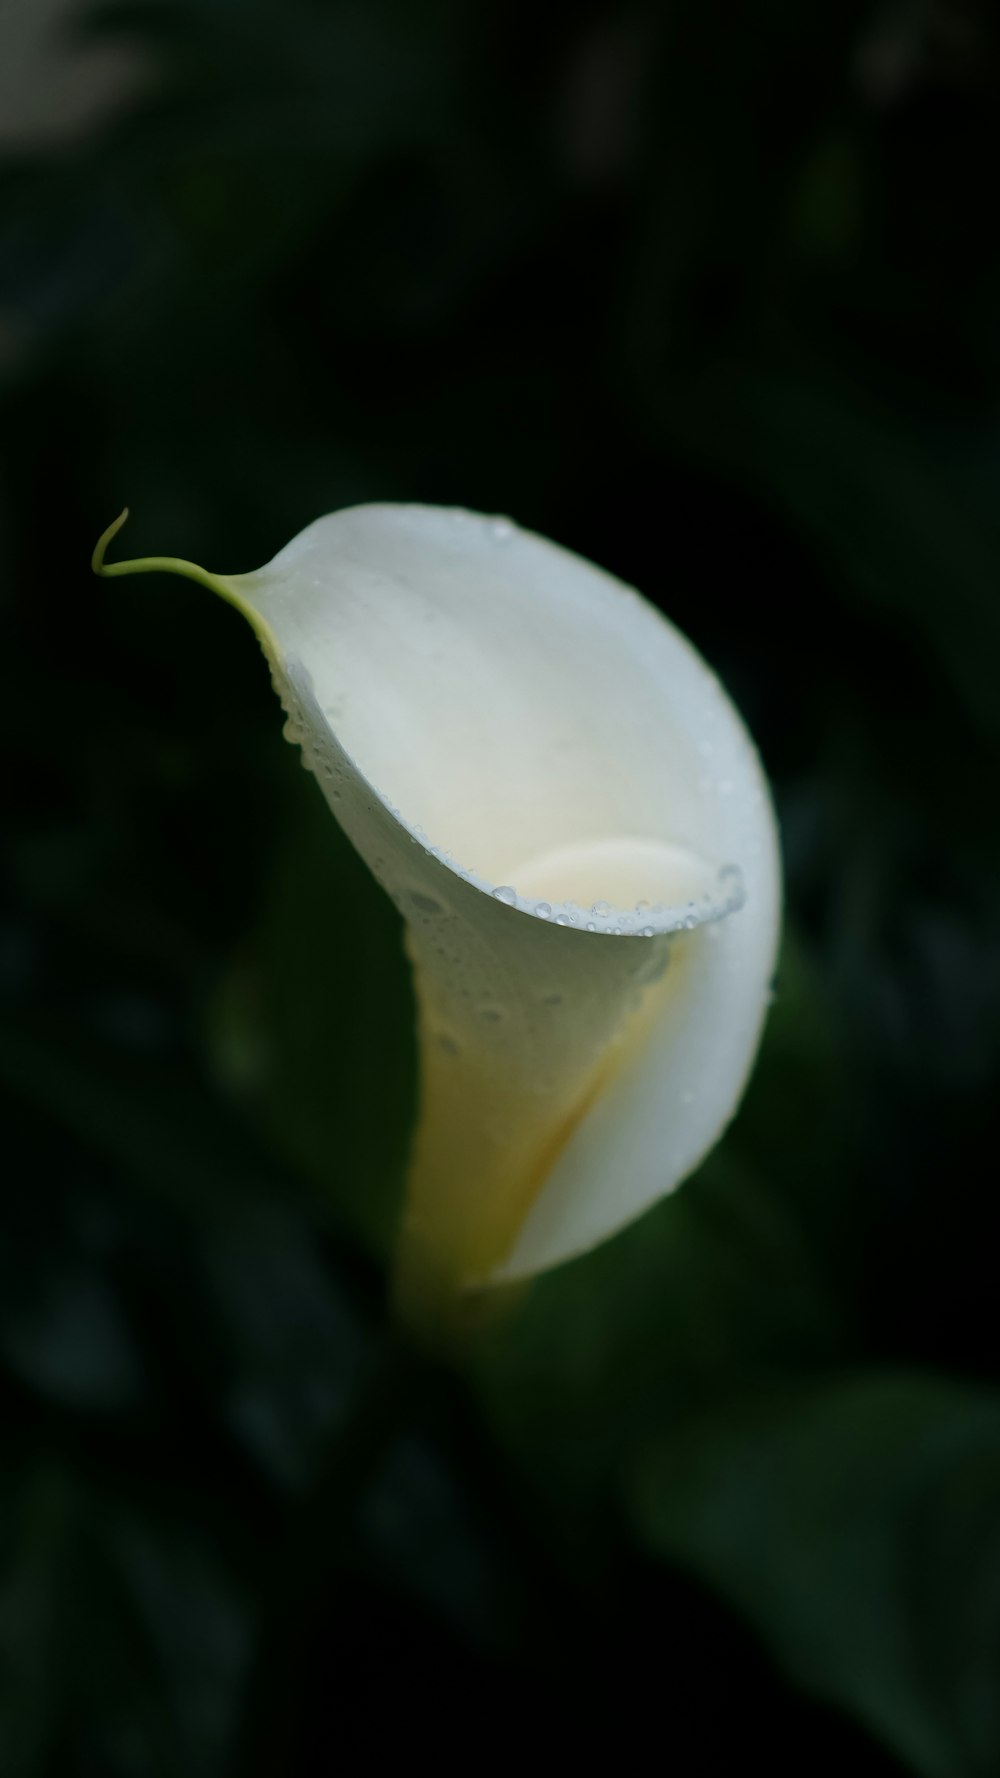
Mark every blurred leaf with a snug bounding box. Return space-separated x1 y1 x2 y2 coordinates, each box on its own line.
203 1207 368 1488
1 1265 141 1413
632 1371 1000 1778
359 1433 516 1650
0 1016 291 1223
739 370 1000 747
213 763 416 1259
0 1464 73 1777
93 1506 250 1778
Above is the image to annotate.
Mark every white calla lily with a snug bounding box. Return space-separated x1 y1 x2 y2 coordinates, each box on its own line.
95 504 780 1314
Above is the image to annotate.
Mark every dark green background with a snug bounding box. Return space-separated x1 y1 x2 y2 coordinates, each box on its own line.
2 2 1000 1773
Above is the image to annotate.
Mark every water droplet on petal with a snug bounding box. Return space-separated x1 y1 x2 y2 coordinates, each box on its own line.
592 901 611 919
492 885 517 905
535 902 552 920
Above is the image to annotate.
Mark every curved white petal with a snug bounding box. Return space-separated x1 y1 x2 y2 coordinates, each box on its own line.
98 504 781 1304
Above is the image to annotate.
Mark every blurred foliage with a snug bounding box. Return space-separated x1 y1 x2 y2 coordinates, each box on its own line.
634 1372 1000 1778
2 0 1000 1774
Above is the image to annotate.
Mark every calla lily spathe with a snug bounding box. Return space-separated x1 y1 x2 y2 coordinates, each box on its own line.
95 504 781 1313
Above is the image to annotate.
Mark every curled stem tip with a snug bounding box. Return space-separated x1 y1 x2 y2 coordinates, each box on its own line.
89 509 276 653
91 506 218 589
92 507 131 575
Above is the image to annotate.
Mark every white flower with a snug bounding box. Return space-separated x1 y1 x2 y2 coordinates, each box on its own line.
95 505 781 1313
